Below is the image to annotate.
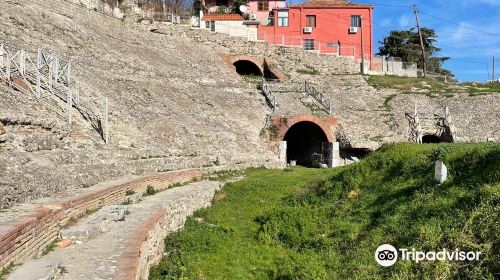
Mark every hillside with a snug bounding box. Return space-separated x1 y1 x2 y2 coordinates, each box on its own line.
150 143 500 279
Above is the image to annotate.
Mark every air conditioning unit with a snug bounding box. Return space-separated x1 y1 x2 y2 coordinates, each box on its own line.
349 27 358 34
303 27 313 34
250 14 257 20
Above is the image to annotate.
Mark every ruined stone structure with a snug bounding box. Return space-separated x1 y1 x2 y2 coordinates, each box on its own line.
0 0 499 277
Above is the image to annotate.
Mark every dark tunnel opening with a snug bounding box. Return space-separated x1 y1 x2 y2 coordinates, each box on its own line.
422 134 444 143
233 60 263 76
340 148 371 161
284 121 329 167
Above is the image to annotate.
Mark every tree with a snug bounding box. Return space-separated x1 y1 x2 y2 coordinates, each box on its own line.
378 27 453 77
192 0 201 16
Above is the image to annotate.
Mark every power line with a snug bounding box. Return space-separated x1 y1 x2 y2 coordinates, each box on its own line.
419 11 500 38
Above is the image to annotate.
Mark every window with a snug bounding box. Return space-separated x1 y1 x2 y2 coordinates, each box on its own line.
258 0 269 11
351 15 361 27
277 11 289 27
306 15 316 27
304 39 315 50
205 21 210 28
210 21 215 32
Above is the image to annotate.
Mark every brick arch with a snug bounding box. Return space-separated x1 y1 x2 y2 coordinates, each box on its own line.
271 115 337 142
225 55 265 73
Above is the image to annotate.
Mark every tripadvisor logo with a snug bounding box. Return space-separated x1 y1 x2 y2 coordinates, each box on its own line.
375 244 482 267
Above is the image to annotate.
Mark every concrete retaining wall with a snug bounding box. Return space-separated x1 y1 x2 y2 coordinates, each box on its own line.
201 20 249 38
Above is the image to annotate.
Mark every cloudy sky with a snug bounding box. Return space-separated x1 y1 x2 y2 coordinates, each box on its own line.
351 0 500 82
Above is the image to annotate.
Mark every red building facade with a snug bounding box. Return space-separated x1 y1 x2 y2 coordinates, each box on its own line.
258 0 373 62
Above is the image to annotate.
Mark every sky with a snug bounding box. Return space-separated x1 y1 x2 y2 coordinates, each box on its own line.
291 0 500 82
356 0 500 82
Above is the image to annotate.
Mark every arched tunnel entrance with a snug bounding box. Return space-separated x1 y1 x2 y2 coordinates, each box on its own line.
422 134 443 143
283 121 329 167
233 60 263 76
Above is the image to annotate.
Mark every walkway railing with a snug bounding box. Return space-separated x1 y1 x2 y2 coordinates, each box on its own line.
260 78 277 135
0 40 109 143
304 81 331 115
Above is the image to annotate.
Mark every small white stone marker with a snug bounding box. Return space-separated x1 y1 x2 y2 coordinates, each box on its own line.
435 161 448 184
279 141 287 163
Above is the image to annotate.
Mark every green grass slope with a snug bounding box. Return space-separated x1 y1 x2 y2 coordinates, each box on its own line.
150 143 500 280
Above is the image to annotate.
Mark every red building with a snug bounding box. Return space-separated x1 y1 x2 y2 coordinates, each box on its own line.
258 0 373 62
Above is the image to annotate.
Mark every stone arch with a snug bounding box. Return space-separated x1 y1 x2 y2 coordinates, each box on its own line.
222 55 286 80
273 115 335 142
271 115 337 167
283 121 330 167
233 60 263 76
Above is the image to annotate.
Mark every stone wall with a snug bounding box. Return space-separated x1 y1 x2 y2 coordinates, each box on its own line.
171 26 361 75
0 169 204 270
368 56 418 77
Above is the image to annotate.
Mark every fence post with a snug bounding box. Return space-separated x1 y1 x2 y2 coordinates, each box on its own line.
66 61 72 84
68 90 72 124
53 56 60 84
318 40 321 54
0 45 4 68
19 49 25 76
282 35 285 46
36 48 42 97
48 54 53 89
104 96 109 144
5 53 11 88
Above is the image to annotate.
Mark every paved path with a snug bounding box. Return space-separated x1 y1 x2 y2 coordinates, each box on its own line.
8 180 222 280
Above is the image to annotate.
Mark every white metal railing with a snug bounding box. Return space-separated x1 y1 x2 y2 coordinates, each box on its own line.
260 78 277 135
0 40 109 143
304 81 331 115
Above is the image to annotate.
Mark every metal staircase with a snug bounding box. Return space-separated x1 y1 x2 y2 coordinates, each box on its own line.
0 40 109 143
304 81 331 115
260 78 277 135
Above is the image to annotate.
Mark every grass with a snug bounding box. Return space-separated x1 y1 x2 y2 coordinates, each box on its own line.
0 262 15 280
296 69 319 75
42 239 58 256
150 143 499 280
204 170 245 181
465 82 500 96
368 75 500 98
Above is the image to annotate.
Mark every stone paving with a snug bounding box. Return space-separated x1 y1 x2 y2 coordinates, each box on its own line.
7 180 223 280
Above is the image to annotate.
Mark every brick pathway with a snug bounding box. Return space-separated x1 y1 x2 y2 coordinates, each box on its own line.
7 180 222 280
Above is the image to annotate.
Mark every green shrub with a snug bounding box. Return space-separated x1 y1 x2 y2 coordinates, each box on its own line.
144 185 157 196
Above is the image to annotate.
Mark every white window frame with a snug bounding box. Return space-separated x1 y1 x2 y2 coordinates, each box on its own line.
277 11 289 27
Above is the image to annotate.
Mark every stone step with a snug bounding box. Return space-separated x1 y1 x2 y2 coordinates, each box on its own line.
7 260 60 280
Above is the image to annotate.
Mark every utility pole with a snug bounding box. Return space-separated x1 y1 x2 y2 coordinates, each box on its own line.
413 4 427 78
493 56 496 81
360 16 365 75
